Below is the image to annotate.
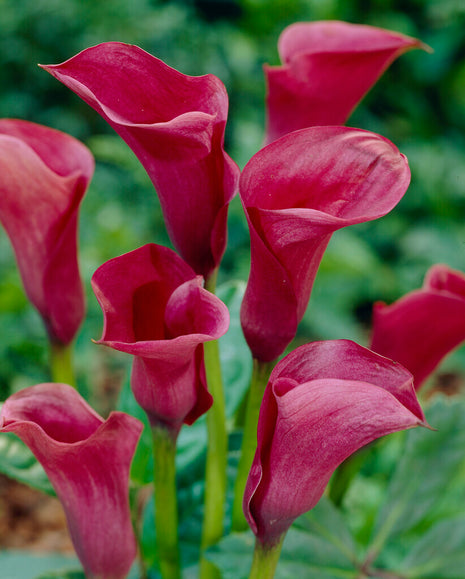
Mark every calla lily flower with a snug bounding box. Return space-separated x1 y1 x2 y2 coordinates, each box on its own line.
244 340 426 546
240 126 411 362
0 119 94 345
91 243 230 435
41 42 240 279
370 264 465 390
265 21 425 144
0 383 143 579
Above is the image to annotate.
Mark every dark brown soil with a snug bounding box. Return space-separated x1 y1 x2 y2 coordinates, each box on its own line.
0 474 73 553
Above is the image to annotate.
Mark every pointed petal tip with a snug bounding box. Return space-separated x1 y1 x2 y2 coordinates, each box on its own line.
420 419 436 432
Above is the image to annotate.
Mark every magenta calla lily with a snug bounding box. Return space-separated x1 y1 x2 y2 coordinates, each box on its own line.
41 42 240 279
265 20 425 144
370 264 465 390
240 126 411 362
244 340 426 546
0 119 94 345
91 243 230 434
0 383 143 579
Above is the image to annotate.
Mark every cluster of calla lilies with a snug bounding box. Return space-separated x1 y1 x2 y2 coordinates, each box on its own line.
1 20 465 579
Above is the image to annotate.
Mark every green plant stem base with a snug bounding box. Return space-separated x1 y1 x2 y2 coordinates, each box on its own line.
248 536 285 579
200 268 228 579
231 358 274 532
49 340 76 386
152 425 181 579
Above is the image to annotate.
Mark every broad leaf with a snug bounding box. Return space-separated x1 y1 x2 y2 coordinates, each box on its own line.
0 551 79 579
372 396 465 537
0 431 54 495
368 395 465 565
207 497 359 578
216 280 252 419
399 517 465 578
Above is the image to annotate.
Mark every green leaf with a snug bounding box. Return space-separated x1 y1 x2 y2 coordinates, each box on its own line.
399 517 465 578
205 532 255 579
293 497 358 564
0 551 80 579
216 280 253 420
36 572 85 579
0 432 54 496
207 497 359 578
370 395 465 556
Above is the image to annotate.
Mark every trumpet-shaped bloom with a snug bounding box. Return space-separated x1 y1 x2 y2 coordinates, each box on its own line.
370 264 465 389
240 126 411 362
0 119 94 344
265 21 425 144
41 42 240 279
92 243 230 434
244 340 426 546
0 383 143 579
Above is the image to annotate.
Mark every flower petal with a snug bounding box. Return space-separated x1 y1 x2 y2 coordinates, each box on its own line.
244 340 426 545
41 43 240 277
240 126 410 362
0 383 143 579
370 264 465 389
92 244 229 431
0 119 94 344
265 21 426 143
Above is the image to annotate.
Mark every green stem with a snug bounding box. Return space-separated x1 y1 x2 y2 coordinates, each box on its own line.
49 340 76 386
152 425 181 579
248 537 285 579
231 358 274 532
199 267 228 579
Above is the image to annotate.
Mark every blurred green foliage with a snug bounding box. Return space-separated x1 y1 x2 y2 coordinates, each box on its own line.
1 0 465 399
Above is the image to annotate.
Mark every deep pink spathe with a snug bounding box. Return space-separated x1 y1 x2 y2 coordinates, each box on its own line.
0 383 143 579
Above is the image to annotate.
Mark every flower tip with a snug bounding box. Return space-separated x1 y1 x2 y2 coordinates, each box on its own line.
419 41 434 54
420 419 436 432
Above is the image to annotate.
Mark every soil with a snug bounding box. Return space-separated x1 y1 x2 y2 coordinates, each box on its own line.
0 473 73 553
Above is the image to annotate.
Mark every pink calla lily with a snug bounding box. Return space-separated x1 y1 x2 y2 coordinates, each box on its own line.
240 126 411 362
41 42 240 279
0 119 94 345
370 264 465 389
244 340 426 546
0 383 143 579
265 20 425 144
91 243 230 435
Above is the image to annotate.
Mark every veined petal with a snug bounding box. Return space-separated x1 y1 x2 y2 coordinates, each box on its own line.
92 244 229 432
0 119 93 344
265 21 427 143
240 126 410 362
41 42 240 278
0 383 143 579
243 340 426 545
370 264 465 389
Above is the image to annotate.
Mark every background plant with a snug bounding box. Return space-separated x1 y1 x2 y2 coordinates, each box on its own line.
1 1 465 578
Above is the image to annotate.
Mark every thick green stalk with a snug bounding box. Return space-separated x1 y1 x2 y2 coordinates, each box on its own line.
248 537 285 579
152 425 181 579
49 340 76 386
231 358 274 532
199 268 228 579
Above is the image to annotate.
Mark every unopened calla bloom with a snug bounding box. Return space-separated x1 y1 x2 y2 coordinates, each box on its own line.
265 21 425 144
244 340 426 546
370 264 465 389
41 43 240 279
240 126 411 362
0 383 143 579
0 119 94 345
92 243 230 435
